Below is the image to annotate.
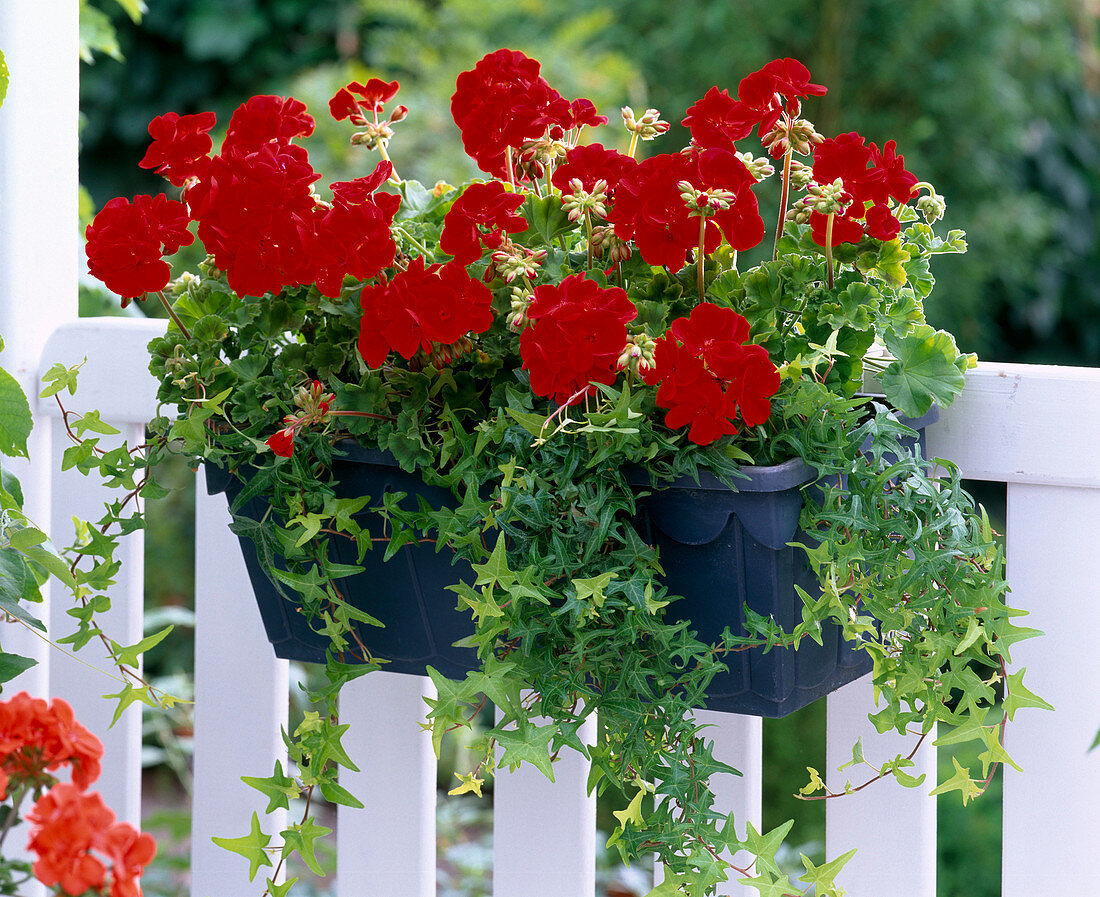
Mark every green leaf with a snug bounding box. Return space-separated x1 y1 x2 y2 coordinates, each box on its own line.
516 193 574 246
1002 669 1054 720
0 366 32 458
881 326 967 417
0 652 36 685
110 0 146 23
494 722 556 782
242 761 299 814
742 820 794 877
0 49 8 111
280 817 332 877
800 847 857 891
108 625 173 668
79 2 124 64
212 813 272 881
929 757 981 805
266 877 298 897
0 549 45 630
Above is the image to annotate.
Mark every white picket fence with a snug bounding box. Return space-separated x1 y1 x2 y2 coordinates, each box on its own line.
2 4 1100 894
15 317 1099 897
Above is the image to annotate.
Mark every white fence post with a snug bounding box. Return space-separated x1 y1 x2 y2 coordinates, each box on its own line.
0 0 81 694
337 672 438 897
493 711 597 897
825 675 937 896
191 486 289 897
1001 483 1100 896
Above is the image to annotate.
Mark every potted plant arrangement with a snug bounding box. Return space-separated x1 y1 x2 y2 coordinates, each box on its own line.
81 50 1045 896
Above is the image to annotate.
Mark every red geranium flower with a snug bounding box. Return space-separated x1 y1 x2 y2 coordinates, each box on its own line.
330 79 400 121
138 111 216 186
440 181 528 265
265 427 296 458
519 273 636 404
550 144 637 200
682 86 759 150
221 95 315 155
645 304 779 444
358 259 494 368
450 48 572 179
609 149 765 272
85 195 194 301
0 693 104 798
737 58 827 137
565 98 608 130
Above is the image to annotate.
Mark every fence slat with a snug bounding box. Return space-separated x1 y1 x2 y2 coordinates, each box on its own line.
338 672 437 897
677 711 762 897
46 418 146 825
493 712 596 897
191 486 289 897
826 675 936 896
1001 483 1100 895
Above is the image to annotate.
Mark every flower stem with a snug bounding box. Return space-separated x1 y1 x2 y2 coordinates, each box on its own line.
697 216 706 302
156 291 192 340
506 147 516 191
585 208 593 270
627 132 639 160
825 213 835 290
376 140 401 184
773 147 793 260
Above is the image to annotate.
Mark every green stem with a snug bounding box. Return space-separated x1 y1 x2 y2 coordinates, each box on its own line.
506 147 516 191
156 291 192 340
376 140 401 184
0 785 28 849
585 208 593 270
627 132 639 160
825 213 836 290
697 216 706 302
773 147 793 260
393 226 433 261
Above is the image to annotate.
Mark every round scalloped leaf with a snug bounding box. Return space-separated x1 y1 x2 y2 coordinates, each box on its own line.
881 326 967 417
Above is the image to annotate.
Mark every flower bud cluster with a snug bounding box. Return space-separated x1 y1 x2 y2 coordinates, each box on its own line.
590 225 632 263
762 117 824 157
561 178 610 222
491 242 548 283
917 191 947 223
518 136 569 170
677 181 737 217
788 158 814 191
621 106 670 141
617 332 658 376
736 152 776 181
426 336 474 367
508 287 533 331
350 121 395 149
801 178 854 215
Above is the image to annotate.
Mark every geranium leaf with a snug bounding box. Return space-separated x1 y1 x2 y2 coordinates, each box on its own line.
880 326 966 417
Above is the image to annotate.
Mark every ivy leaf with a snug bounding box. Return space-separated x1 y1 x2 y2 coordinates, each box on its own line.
447 772 484 797
0 49 8 111
494 722 556 781
1002 669 1054 721
0 366 32 458
880 326 967 417
929 757 981 805
742 820 794 877
212 813 272 881
266 877 298 897
610 788 644 829
280 816 332 877
800 848 857 891
108 625 173 668
0 652 36 684
241 760 299 814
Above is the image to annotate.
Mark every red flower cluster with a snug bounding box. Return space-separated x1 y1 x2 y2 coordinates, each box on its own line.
550 144 637 203
0 694 155 897
358 259 494 368
451 49 604 180
809 132 918 245
330 78 400 121
0 693 102 798
440 181 528 265
88 95 401 302
609 149 765 272
27 783 156 897
84 195 194 302
644 304 780 445
682 58 826 153
137 112 216 187
519 274 636 404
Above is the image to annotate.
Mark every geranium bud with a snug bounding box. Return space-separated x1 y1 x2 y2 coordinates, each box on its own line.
736 152 776 181
788 158 813 191
786 202 813 225
804 178 853 215
562 178 610 222
762 117 823 157
616 333 658 375
917 191 947 223
389 105 409 123
432 180 454 198
519 136 568 169
591 226 632 263
622 106 669 141
492 243 547 283
678 181 735 216
508 287 532 330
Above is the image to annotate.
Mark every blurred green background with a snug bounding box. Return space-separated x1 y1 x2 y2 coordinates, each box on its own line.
75 1 1089 895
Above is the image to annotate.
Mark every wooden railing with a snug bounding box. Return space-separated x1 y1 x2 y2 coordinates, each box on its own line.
19 316 1099 897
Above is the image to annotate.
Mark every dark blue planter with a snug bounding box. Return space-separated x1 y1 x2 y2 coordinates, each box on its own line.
207 408 937 717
